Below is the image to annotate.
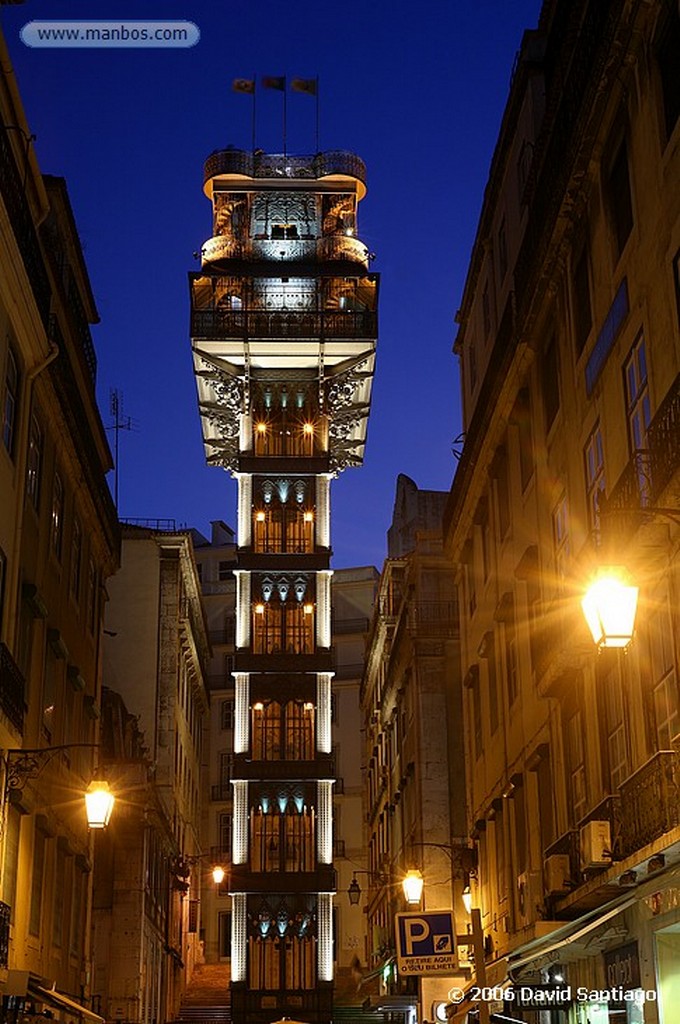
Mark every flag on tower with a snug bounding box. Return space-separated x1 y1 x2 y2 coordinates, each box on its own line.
262 75 286 90
232 78 255 94
291 77 318 96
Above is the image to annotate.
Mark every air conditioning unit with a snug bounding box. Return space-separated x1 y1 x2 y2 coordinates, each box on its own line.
543 854 571 896
580 820 611 869
516 870 543 925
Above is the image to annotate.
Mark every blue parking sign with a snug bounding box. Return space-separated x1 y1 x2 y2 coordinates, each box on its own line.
395 911 458 976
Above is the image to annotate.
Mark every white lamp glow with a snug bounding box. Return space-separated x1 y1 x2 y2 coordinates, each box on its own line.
402 869 424 905
212 865 225 885
85 780 115 829
581 568 639 648
462 884 473 915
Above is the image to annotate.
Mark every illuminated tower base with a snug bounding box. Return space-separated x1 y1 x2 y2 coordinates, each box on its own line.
190 148 378 1024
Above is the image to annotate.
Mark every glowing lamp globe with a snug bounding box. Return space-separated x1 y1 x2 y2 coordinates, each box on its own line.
402 869 424 905
581 569 639 649
85 780 115 829
212 865 226 885
462 885 473 915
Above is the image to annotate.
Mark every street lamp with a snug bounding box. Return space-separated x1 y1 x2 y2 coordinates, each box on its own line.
581 567 639 648
85 780 115 828
3 744 114 831
461 885 473 915
402 869 424 905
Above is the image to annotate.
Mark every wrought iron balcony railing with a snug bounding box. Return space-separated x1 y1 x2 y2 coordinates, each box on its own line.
203 148 367 186
605 372 680 531
618 750 679 858
0 643 25 733
200 233 369 270
191 307 377 341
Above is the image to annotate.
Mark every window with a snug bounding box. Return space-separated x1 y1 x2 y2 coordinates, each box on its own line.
504 598 518 707
624 333 650 452
218 812 232 857
482 284 491 339
52 845 67 946
514 388 534 490
51 472 64 558
495 804 507 903
218 560 232 581
552 494 570 588
606 139 634 259
70 515 83 601
0 547 5 635
584 424 606 533
657 5 680 141
572 244 592 355
42 648 59 740
493 446 511 540
566 709 587 824
542 333 560 432
271 224 299 239
647 603 679 751
536 752 555 852
220 699 234 731
29 826 46 936
498 217 508 282
87 559 98 633
26 414 43 507
601 661 629 791
2 345 19 457
218 911 232 959
468 342 477 393
517 140 534 206
480 631 498 736
467 666 482 760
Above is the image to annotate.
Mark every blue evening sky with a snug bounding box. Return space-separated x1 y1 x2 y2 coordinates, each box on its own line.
2 0 542 569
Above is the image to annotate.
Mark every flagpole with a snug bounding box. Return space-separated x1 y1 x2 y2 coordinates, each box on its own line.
283 76 287 158
315 75 320 153
252 71 257 154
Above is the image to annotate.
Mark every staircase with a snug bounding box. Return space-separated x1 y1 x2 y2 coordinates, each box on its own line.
175 964 231 1024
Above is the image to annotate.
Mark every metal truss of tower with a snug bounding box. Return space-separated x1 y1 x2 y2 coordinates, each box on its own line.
189 148 378 1024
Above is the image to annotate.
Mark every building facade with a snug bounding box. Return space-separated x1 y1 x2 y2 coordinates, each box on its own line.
362 476 466 1022
445 0 680 1021
190 147 379 1024
191 520 238 969
0 28 118 1022
330 565 378 1000
98 526 210 1024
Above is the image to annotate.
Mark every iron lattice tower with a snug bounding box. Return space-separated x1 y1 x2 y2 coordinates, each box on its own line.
190 147 378 1024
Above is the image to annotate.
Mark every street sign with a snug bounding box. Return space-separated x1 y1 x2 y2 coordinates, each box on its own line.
395 911 458 976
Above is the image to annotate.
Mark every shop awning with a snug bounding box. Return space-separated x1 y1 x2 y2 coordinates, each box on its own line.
507 893 638 974
28 981 104 1024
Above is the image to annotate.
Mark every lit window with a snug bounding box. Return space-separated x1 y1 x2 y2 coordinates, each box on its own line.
70 515 83 601
51 472 64 559
584 424 606 533
2 345 19 457
26 414 43 507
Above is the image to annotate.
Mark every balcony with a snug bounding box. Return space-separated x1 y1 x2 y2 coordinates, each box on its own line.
619 750 680 858
229 864 336 894
604 372 680 538
406 601 459 638
203 147 366 187
200 233 370 274
191 307 377 342
0 643 25 733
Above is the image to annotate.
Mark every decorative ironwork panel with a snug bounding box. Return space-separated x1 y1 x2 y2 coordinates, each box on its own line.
0 901 9 969
0 642 25 733
619 751 680 857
